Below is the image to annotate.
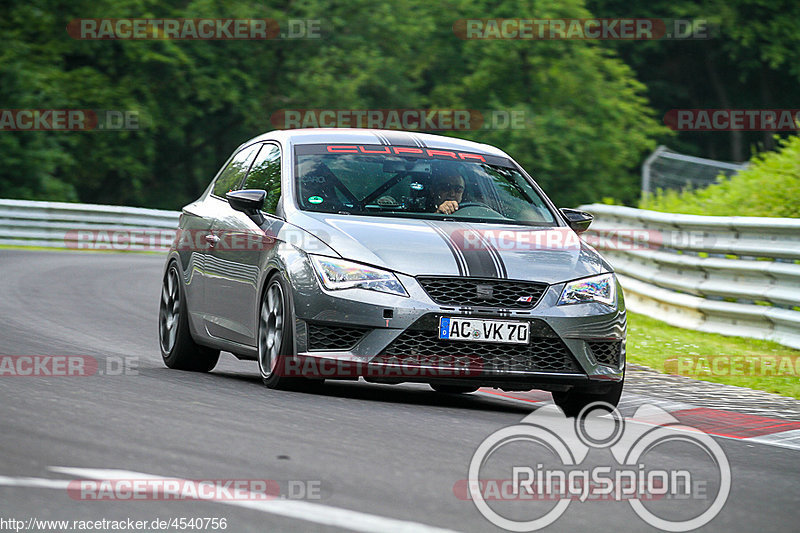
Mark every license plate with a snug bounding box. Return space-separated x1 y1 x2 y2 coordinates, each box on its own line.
438 317 529 344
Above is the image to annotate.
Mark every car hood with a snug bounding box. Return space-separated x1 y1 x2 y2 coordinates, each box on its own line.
291 212 611 284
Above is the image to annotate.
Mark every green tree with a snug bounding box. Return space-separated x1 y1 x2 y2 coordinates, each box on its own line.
587 0 800 162
1 0 669 210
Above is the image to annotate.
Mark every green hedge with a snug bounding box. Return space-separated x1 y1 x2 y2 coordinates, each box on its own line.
641 134 800 217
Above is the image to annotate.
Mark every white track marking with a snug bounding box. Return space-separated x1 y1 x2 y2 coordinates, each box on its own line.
47 467 461 533
744 429 800 451
0 476 71 489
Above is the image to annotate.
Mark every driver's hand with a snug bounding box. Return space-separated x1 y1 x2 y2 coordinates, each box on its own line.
436 200 459 215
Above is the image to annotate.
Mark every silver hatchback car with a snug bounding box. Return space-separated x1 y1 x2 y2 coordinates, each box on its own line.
159 128 625 415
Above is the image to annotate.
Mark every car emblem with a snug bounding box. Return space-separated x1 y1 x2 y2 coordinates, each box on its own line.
517 296 535 303
476 284 493 299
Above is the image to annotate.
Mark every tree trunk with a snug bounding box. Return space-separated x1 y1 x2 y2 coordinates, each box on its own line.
704 49 743 161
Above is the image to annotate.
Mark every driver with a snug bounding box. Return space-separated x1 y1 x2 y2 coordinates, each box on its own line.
430 167 465 215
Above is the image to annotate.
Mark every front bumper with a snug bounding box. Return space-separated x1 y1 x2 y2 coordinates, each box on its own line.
286 263 626 392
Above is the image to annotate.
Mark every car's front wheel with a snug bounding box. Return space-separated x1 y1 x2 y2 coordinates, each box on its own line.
159 262 220 372
551 376 624 417
258 273 302 389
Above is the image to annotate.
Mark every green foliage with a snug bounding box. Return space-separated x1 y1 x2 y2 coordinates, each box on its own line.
431 0 669 207
587 0 800 162
627 311 800 399
641 133 800 217
1 0 667 209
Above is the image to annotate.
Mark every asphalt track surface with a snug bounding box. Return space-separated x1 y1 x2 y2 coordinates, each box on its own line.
0 250 797 532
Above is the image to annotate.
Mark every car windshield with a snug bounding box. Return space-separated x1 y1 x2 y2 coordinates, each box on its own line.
294 144 557 225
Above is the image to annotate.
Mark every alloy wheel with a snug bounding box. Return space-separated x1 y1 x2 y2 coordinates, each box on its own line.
259 281 284 377
159 267 181 354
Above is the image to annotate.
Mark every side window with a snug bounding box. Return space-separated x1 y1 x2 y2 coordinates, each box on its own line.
243 144 281 214
212 145 259 198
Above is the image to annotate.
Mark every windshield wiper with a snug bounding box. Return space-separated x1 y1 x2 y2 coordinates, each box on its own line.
363 203 405 211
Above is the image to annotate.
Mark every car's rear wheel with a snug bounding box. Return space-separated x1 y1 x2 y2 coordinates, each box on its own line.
551 376 624 417
159 262 220 372
430 384 480 394
258 273 302 389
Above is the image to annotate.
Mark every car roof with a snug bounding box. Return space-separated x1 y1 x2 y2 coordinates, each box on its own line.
240 128 511 158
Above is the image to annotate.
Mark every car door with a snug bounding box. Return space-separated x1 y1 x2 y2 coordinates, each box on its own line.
200 143 261 341
176 145 256 326
204 142 282 346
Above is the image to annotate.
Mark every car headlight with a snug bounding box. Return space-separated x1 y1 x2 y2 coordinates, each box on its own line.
558 273 616 306
309 255 408 297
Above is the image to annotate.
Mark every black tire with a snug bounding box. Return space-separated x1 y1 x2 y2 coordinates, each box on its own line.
159 262 220 372
258 272 302 389
430 384 480 394
551 376 624 418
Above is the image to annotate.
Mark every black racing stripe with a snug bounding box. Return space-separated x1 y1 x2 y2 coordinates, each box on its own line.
431 221 500 278
468 224 507 278
381 131 417 147
425 221 466 276
371 131 389 145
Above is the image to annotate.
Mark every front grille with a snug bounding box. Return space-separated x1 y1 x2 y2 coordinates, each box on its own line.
376 315 582 374
307 323 370 351
588 341 622 366
417 277 547 309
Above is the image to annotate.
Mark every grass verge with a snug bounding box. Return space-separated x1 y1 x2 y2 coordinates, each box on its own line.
627 312 800 399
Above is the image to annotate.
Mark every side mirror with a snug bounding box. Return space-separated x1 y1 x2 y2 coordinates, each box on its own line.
227 189 267 224
227 189 266 213
560 208 593 234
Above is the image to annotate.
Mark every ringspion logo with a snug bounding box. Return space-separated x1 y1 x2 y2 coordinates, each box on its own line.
463 403 730 531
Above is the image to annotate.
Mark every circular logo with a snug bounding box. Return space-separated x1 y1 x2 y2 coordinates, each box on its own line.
466 403 731 532
308 196 324 204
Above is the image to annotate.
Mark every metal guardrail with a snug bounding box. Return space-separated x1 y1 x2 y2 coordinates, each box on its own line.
3 198 798 349
579 204 800 350
0 198 179 251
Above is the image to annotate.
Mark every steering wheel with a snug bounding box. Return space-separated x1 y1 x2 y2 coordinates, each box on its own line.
456 201 495 211
451 201 504 219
